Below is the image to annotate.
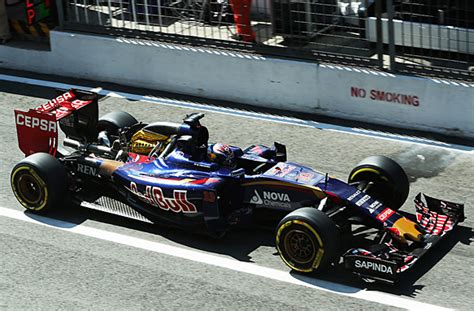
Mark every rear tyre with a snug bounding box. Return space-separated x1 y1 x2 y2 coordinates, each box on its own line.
348 155 409 210
276 207 340 273
11 153 68 213
97 111 138 137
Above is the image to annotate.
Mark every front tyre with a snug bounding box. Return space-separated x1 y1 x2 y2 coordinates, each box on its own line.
276 207 340 273
348 155 409 210
11 153 68 213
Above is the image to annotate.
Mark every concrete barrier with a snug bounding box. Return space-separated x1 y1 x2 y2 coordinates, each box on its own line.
1 30 473 138
317 64 474 137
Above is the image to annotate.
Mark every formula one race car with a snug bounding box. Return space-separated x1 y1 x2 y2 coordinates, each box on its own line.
11 89 465 284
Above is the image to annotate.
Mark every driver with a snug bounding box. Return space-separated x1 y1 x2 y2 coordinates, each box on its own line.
207 143 236 168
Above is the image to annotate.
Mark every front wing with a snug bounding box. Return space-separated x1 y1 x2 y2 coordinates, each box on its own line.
344 193 465 284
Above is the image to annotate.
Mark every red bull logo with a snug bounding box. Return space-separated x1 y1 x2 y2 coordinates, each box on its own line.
127 182 197 213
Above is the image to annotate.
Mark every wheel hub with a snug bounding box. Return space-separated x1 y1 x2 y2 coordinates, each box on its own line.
284 229 317 264
16 173 43 205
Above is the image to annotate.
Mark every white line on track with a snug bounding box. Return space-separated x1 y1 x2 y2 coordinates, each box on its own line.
1 73 472 154
0 206 451 311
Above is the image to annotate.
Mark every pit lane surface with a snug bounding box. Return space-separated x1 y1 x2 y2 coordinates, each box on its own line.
1 79 473 310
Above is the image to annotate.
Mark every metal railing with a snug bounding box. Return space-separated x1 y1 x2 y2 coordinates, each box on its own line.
54 0 473 81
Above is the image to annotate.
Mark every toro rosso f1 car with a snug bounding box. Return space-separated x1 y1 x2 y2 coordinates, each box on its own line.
11 89 465 284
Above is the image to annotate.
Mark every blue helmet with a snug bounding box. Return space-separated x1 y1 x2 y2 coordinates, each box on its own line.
207 143 235 168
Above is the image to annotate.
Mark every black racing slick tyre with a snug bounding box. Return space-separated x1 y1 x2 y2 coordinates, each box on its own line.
276 207 340 274
97 111 138 136
11 153 68 213
348 155 409 210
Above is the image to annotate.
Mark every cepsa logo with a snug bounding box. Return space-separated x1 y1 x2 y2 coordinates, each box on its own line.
376 208 395 222
127 182 197 213
36 91 74 112
16 113 57 133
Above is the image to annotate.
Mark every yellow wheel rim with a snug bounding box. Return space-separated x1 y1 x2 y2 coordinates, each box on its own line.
276 219 325 272
11 166 48 211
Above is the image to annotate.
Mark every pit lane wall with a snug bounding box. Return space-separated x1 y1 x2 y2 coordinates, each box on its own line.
1 31 473 138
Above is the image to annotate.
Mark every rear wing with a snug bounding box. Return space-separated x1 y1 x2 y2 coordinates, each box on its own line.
14 89 99 156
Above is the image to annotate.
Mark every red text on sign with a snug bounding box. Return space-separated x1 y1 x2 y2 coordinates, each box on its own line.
351 87 420 106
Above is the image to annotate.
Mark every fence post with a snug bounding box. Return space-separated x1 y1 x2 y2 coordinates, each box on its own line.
55 0 65 30
375 0 384 69
387 0 396 72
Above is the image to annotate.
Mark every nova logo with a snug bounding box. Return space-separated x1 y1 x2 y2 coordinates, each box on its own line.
368 200 382 214
250 190 291 209
263 191 290 202
127 182 197 214
250 190 263 204
355 259 394 275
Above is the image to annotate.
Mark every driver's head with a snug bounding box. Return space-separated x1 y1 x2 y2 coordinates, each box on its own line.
207 143 236 168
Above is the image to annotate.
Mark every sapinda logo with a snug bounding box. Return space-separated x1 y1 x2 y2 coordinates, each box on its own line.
16 113 57 132
354 259 394 275
127 182 197 213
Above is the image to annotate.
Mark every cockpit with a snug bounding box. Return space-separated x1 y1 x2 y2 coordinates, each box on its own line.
102 112 286 176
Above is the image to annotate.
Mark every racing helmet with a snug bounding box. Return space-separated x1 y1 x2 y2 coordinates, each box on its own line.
207 143 236 168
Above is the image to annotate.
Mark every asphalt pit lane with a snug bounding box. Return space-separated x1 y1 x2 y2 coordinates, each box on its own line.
390 146 457 182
